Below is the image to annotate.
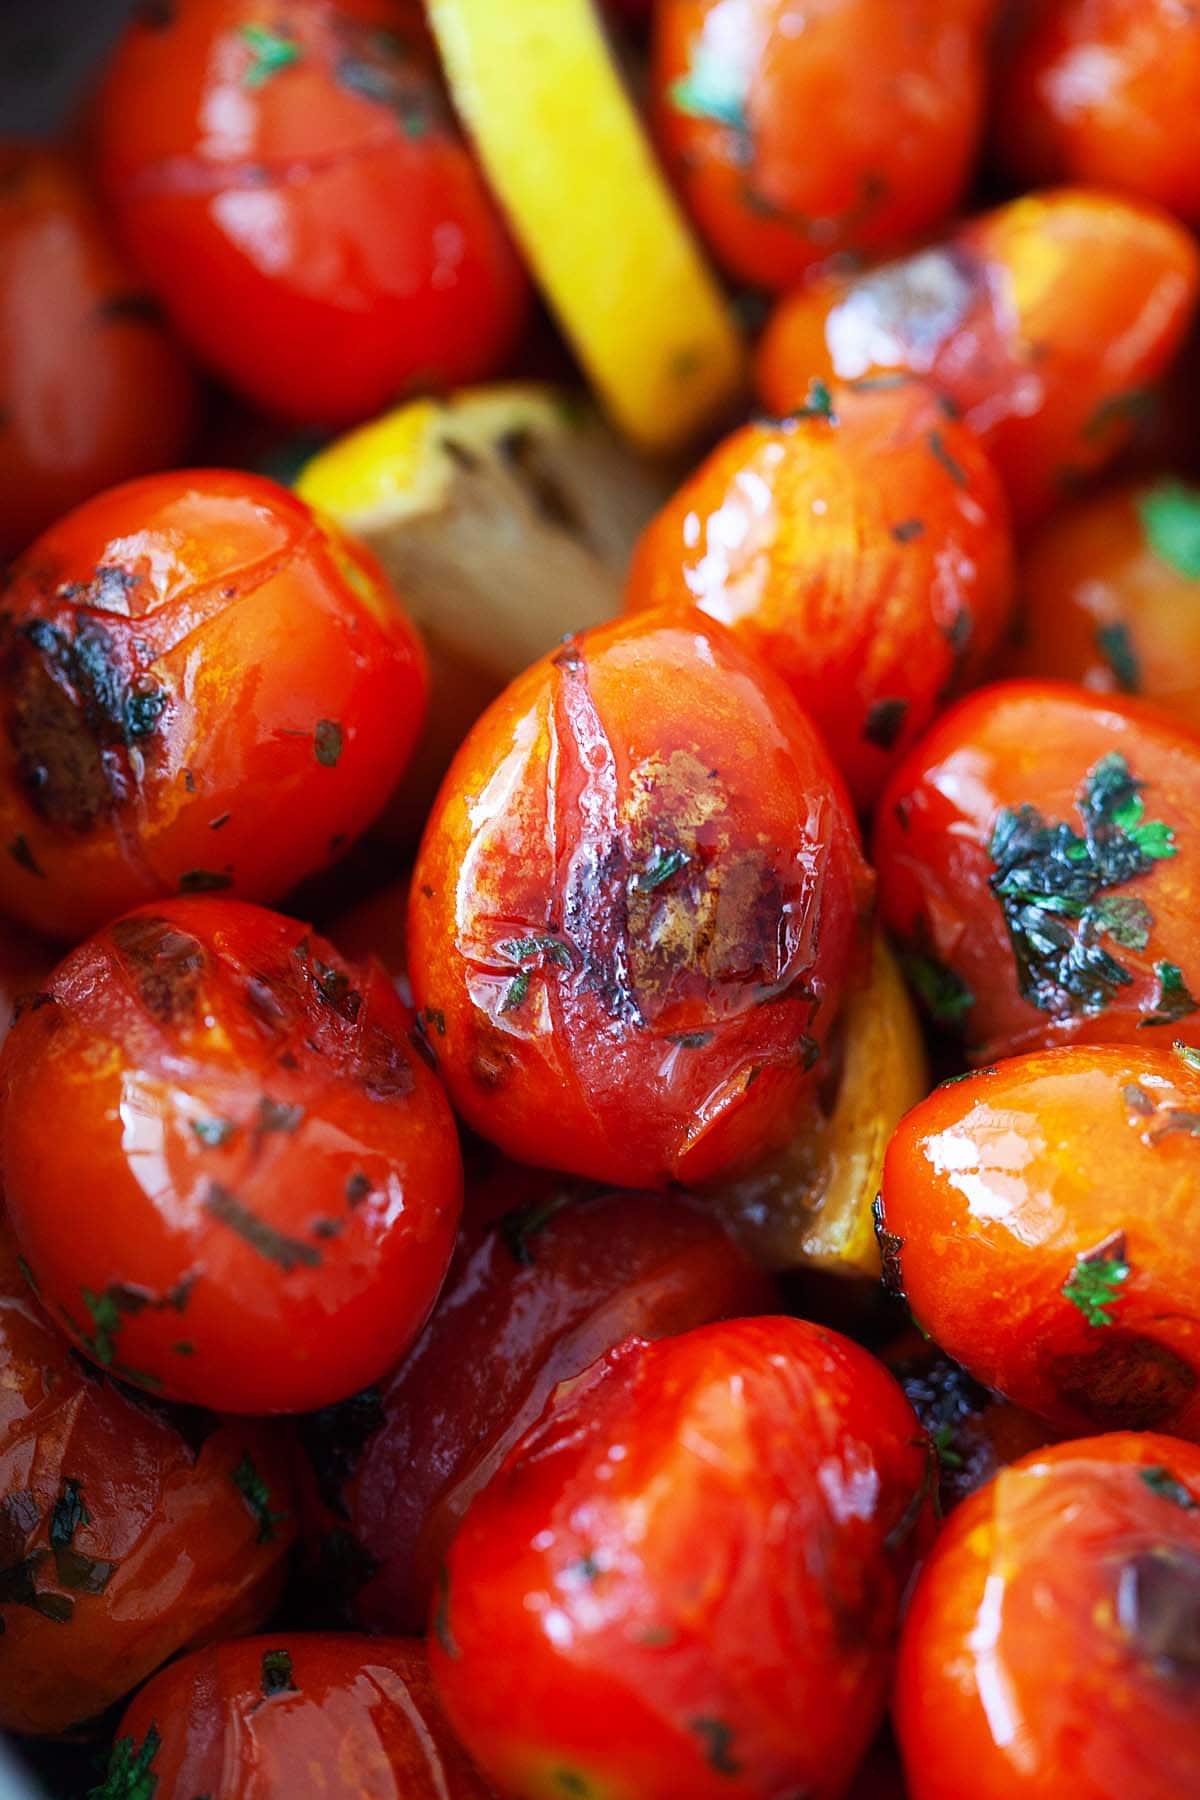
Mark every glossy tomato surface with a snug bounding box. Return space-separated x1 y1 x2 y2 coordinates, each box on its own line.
409 612 872 1189
874 682 1200 1060
624 377 1014 811
0 1215 295 1735
0 900 462 1413
757 189 1200 526
94 0 529 425
0 469 427 939
895 1433 1200 1800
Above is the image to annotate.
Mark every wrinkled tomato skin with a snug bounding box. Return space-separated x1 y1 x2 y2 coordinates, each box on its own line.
756 190 1200 527
409 612 871 1190
310 1163 776 1633
894 1433 1200 1800
1001 477 1200 733
651 0 992 291
0 144 195 560
996 0 1200 225
0 1216 296 1736
874 682 1200 1061
0 470 427 940
105 1634 497 1799
431 1318 932 1800
880 1047 1200 1439
0 899 462 1414
624 380 1014 812
94 0 529 426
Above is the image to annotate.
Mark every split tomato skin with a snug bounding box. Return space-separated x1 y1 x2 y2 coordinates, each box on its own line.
0 469 427 940
94 0 529 426
409 612 872 1190
102 1634 497 1800
652 0 992 291
430 1317 933 1800
756 189 1200 527
874 682 1200 1061
0 1216 296 1736
0 144 195 560
624 379 1014 812
894 1433 1200 1800
879 1046 1200 1439
0 899 463 1414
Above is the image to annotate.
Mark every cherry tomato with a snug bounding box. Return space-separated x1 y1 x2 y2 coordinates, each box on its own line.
874 682 1200 1060
652 0 992 290
996 0 1200 226
894 1433 1200 1800
0 899 463 1414
624 378 1014 812
1002 476 1200 734
880 1045 1200 1438
409 612 872 1190
0 469 427 940
430 1317 933 1800
302 1162 776 1632
756 189 1200 527
98 1634 497 1799
0 143 195 560
0 1215 295 1736
94 0 529 426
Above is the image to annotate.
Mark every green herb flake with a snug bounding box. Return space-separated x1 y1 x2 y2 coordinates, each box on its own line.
1063 1246 1130 1328
499 934 573 967
1095 622 1141 694
928 429 968 488
205 1185 321 1271
1084 387 1158 443
891 517 926 544
8 834 44 878
635 847 690 891
231 1451 286 1544
178 869 232 893
191 1116 235 1148
314 719 343 767
257 1096 305 1134
500 969 530 1013
668 43 749 131
87 1725 161 1800
1137 478 1200 580
1141 961 1200 1029
260 1647 297 1697
1173 1041 1200 1074
690 1717 742 1778
346 1171 371 1205
49 1478 88 1550
423 1006 445 1036
53 1545 116 1593
1140 1465 1198 1510
240 22 301 89
901 951 974 1027
864 697 909 750
499 1191 573 1266
930 1423 964 1471
793 377 836 423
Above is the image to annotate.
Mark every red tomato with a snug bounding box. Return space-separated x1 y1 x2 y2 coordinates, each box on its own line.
0 469 427 940
409 612 872 1190
894 1433 1200 1800
652 0 992 290
874 682 1200 1060
624 378 1014 812
100 1634 497 1799
0 143 195 560
0 1215 295 1735
94 0 529 426
431 1317 933 1800
0 899 462 1413
757 189 1200 527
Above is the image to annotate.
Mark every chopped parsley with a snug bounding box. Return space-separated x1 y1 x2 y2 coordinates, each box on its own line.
900 950 974 1027
499 1191 574 1265
500 969 530 1013
88 1725 161 1800
231 1451 286 1544
1140 1465 1198 1510
891 517 926 544
314 719 343 767
1095 622 1141 694
690 1717 742 1777
191 1116 235 1147
240 23 301 89
1084 387 1157 443
1174 1042 1200 1074
48 1479 88 1549
1141 961 1199 1028
500 934 573 966
635 847 690 891
928 430 968 487
792 377 836 423
1137 478 1200 579
205 1185 321 1271
1062 1241 1130 1327
8 834 44 877
667 43 749 131
260 1648 297 1697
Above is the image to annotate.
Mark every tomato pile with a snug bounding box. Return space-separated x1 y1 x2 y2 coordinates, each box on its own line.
2 2 1200 1797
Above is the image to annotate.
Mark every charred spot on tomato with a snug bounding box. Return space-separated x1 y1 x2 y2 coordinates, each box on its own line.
469 1026 516 1090
1115 1548 1200 1678
891 517 926 544
345 1171 371 1205
7 833 43 877
204 1185 323 1272
1051 1332 1197 1429
864 698 909 751
313 719 343 768
358 1021 414 1102
109 914 207 1024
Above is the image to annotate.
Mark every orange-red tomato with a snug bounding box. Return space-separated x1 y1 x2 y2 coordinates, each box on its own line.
894 1433 1200 1800
101 1634 497 1799
0 1215 295 1736
757 189 1200 527
651 0 992 290
624 378 1014 812
0 900 463 1414
874 682 1200 1060
880 1046 1200 1438
94 0 529 426
430 1317 933 1800
409 612 872 1190
0 469 427 940
0 144 195 560
996 0 1200 225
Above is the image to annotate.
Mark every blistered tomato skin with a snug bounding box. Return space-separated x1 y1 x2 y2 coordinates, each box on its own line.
624 379 1014 812
94 0 529 426
409 612 871 1190
652 0 991 291
757 189 1200 527
880 1047 1200 1439
894 1434 1200 1800
430 1317 933 1800
0 1217 296 1736
874 682 1200 1060
0 469 427 940
0 899 462 1414
0 144 195 559
100 1635 497 1800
